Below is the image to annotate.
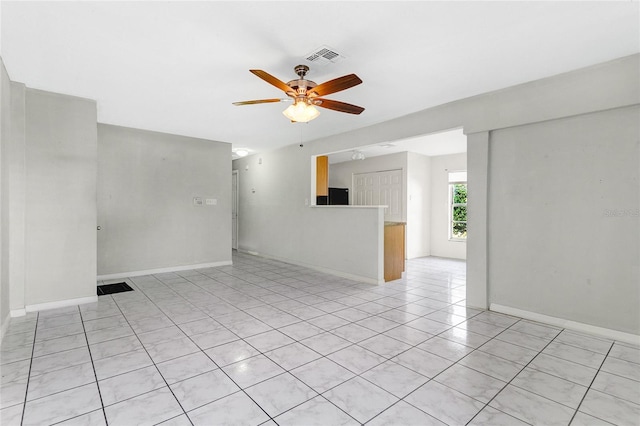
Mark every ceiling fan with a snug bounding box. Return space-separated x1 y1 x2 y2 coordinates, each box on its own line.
233 65 364 123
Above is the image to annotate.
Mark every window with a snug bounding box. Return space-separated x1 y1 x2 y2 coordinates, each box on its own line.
448 171 467 240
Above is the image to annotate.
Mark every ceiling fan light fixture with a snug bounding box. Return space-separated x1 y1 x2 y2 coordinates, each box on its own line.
282 100 320 123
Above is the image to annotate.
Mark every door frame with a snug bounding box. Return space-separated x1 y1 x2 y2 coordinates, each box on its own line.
232 170 239 250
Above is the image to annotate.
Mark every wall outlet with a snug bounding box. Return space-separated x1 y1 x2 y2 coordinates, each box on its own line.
193 197 203 206
206 198 217 205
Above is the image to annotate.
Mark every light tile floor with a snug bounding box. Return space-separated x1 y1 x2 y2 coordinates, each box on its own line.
1 253 639 425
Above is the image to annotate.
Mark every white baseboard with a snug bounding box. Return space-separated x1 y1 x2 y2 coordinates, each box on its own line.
237 249 383 285
10 309 26 317
97 261 233 281
490 303 640 346
26 296 98 313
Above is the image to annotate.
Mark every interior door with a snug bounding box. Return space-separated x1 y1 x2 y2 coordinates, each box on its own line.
354 174 376 205
232 170 238 250
353 169 403 222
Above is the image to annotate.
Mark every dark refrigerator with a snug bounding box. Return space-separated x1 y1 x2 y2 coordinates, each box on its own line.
328 187 349 205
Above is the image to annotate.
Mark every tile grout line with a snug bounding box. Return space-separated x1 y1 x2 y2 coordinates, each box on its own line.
229 256 471 421
2 312 498 422
161 270 372 424
172 268 377 424
18 311 119 425
123 273 279 425
77 306 109 425
24 255 630 426
463 323 566 425
567 342 615 425
275 301 478 423
362 319 506 425
175 267 475 424
18 312 39 426
174 263 483 424
10 260 422 420
368 315 553 425
21 259 467 424
361 320 484 425
109 292 195 426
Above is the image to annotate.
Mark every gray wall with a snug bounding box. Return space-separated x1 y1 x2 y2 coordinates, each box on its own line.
0 58 10 335
24 89 98 306
97 124 232 276
489 106 639 334
430 153 467 259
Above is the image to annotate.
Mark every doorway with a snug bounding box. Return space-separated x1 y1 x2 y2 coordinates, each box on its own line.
232 170 238 250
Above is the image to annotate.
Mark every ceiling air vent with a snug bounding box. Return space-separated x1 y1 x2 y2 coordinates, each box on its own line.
304 46 345 66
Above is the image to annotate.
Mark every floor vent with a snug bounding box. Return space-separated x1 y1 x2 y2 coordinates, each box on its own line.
97 282 134 296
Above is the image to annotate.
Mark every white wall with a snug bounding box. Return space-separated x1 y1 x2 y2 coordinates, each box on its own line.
97 124 232 276
329 152 418 260
407 152 431 259
489 106 639 335
233 144 384 284
329 151 433 259
430 153 467 259
466 132 489 309
1 81 233 315
0 57 11 336
331 151 463 260
1 61 27 327
7 82 26 313
2 54 637 337
237 55 638 336
24 89 98 306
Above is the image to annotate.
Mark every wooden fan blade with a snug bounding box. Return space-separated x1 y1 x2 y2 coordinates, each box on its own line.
233 98 285 106
309 74 362 97
314 99 365 115
250 70 296 95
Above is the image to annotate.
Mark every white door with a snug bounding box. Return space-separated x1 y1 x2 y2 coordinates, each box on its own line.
232 170 238 250
353 169 403 222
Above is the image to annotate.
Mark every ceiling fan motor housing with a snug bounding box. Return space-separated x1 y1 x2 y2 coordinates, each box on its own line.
294 64 309 77
287 65 317 98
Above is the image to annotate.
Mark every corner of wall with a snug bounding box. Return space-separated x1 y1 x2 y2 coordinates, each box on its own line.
0 55 12 340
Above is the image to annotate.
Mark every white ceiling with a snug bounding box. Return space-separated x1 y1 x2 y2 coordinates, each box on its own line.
1 1 638 157
327 128 467 164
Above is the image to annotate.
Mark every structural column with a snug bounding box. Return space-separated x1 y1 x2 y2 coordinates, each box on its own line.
466 131 489 309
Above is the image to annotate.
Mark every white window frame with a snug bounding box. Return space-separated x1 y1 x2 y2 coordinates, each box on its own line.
448 171 467 242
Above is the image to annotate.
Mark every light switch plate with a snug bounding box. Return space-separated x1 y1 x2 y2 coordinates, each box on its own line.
193 197 203 206
206 198 217 205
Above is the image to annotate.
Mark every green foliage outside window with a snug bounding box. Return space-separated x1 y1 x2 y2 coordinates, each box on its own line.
451 183 467 239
